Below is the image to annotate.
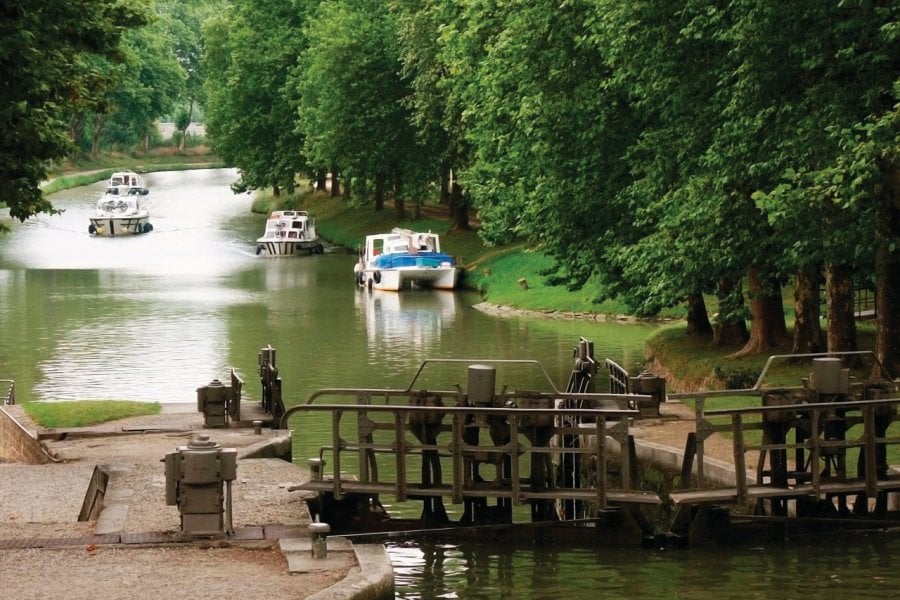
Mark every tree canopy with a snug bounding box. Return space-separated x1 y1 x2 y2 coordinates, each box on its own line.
3 0 897 370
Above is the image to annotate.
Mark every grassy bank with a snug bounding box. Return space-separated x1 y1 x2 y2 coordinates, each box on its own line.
41 152 225 194
23 400 160 428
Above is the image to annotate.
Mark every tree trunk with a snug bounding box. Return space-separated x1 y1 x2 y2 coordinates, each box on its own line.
440 170 450 205
343 176 353 200
733 266 790 357
330 165 341 197
374 175 385 211
315 170 327 192
792 267 824 354
69 115 86 152
874 165 900 376
712 277 749 347
825 263 857 353
91 114 107 156
179 97 195 153
272 184 280 198
394 171 406 220
685 293 713 338
449 177 470 231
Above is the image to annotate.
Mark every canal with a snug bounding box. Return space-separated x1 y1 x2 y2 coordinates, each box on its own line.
1 168 896 598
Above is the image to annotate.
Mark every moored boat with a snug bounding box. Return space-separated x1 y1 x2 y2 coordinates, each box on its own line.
88 187 152 236
256 210 324 256
354 228 458 291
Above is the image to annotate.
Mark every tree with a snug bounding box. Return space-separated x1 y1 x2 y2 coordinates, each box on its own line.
159 0 221 151
391 1 474 230
95 20 187 154
0 0 150 228
202 0 309 194
296 0 426 213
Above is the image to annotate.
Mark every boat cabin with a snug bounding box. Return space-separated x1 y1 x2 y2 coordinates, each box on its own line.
261 211 315 241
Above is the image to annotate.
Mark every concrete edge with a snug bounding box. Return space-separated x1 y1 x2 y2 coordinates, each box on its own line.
306 543 395 600
237 430 292 461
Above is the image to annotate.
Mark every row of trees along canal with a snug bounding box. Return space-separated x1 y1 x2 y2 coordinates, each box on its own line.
2 1 898 374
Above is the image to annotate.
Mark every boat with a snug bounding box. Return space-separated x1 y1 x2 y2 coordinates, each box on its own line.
88 187 152 236
107 171 150 196
354 228 458 291
256 210 324 256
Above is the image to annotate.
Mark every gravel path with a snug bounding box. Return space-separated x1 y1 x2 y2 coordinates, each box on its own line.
0 412 351 599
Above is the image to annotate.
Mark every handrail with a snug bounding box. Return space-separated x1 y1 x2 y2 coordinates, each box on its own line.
289 387 648 426
686 394 900 503
668 351 896 401
1 379 14 405
283 401 644 512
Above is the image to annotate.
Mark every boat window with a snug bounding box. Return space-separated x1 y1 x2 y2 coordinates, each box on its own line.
288 231 298 239
292 222 304 230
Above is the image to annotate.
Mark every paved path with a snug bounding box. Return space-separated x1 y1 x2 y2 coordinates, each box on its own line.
0 406 393 599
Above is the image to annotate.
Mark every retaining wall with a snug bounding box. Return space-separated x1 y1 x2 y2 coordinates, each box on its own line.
0 406 52 464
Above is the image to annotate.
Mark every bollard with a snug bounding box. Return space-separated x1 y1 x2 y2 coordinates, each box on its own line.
308 458 324 481
253 420 263 435
309 522 330 559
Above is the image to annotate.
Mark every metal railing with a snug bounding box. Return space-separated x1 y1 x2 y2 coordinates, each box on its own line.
667 352 899 500
706 397 900 504
283 401 652 510
1 379 14 405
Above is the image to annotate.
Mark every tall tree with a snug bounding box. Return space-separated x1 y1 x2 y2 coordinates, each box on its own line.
296 0 425 213
0 0 150 228
392 1 473 230
202 0 308 194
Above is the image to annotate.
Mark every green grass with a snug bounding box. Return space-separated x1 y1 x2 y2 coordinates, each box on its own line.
646 324 878 392
23 400 160 428
464 249 633 314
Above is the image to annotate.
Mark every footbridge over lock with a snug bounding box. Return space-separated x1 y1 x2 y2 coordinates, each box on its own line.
281 338 663 543
277 341 900 546
668 351 900 544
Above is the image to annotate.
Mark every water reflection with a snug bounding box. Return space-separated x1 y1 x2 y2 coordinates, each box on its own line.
356 289 457 359
390 533 900 599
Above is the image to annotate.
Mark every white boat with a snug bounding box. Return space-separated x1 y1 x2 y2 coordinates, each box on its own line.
88 187 152 236
354 228 458 291
256 210 324 256
107 171 150 196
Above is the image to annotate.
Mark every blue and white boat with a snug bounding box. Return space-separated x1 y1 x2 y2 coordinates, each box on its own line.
354 228 458 291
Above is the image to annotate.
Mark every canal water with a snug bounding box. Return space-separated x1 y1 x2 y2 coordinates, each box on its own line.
1 169 896 598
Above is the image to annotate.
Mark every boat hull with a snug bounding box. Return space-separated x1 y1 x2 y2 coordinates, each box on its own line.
356 265 458 291
256 240 324 257
89 216 152 236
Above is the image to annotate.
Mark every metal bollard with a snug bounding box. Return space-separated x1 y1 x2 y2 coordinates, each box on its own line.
308 458 324 481
253 420 263 435
309 522 330 559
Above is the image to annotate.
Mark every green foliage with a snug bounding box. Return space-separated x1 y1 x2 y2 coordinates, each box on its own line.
23 400 161 428
712 366 759 390
202 0 308 193
0 0 152 227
